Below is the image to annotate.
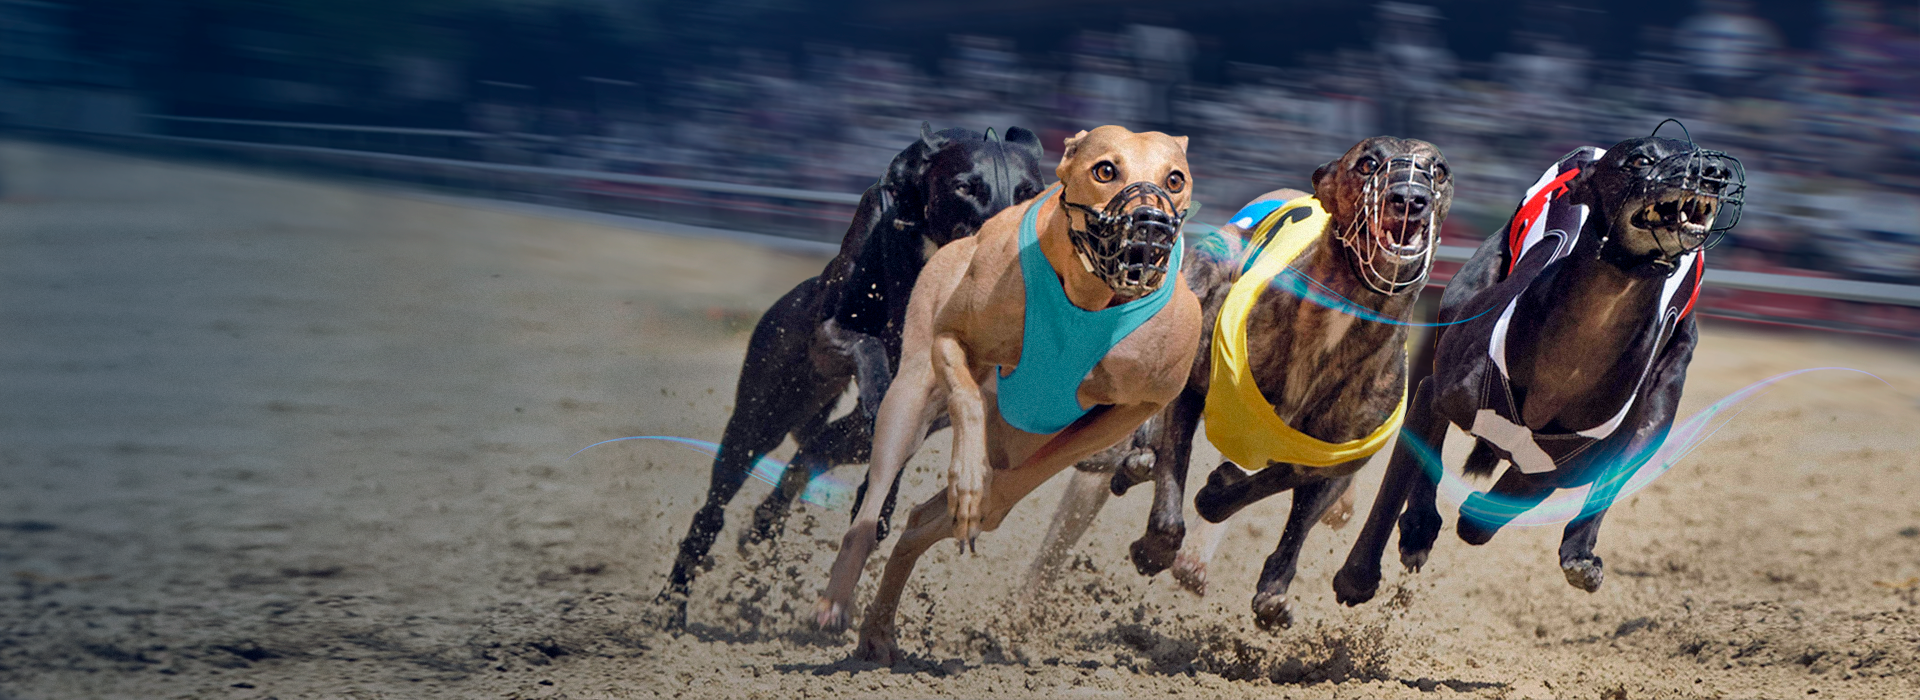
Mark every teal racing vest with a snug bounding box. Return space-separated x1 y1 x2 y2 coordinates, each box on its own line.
995 185 1184 434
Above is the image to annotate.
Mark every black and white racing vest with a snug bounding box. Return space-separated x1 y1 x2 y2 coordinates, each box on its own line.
1466 147 1704 475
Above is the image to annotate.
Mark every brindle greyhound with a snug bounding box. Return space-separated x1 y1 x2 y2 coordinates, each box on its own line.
1081 137 1454 630
657 124 1045 624
816 126 1203 663
1332 129 1743 604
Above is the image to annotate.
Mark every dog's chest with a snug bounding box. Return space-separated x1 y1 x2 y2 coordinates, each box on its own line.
1270 306 1372 422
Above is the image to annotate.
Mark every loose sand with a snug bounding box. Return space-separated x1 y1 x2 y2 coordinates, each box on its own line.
1 140 1917 700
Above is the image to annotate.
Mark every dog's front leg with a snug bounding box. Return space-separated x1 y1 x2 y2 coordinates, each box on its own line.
1334 376 1442 606
1171 512 1231 596
932 334 990 548
816 341 945 631
1561 318 1693 592
1251 473 1355 630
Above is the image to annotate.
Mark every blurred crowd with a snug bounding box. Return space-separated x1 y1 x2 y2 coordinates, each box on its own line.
7 0 1918 286
489 0 1920 285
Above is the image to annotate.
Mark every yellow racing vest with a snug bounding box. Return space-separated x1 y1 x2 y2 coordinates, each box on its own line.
1203 197 1408 470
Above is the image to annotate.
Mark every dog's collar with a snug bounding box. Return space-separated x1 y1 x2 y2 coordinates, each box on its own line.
1596 234 1686 278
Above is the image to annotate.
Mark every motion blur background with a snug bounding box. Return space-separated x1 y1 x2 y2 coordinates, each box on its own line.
3 0 1917 332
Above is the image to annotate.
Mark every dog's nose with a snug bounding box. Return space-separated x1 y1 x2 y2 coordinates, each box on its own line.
1386 183 1430 218
1698 162 1733 194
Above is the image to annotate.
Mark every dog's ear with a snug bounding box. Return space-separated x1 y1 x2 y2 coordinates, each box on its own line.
1057 130 1090 181
1061 130 1089 160
1172 135 1189 153
1003 126 1045 161
1312 160 1333 193
919 121 949 150
881 125 942 224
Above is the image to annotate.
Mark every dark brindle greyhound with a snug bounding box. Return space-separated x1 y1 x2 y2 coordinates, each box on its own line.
657 124 1046 622
1095 136 1454 630
1332 127 1744 605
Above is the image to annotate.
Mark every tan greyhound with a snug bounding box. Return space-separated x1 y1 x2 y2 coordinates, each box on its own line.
815 125 1204 663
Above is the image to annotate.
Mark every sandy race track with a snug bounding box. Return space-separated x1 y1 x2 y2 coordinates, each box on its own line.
1 140 1917 700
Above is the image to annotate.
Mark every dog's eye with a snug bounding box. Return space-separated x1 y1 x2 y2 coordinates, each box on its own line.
955 184 970 197
1165 171 1186 193
1356 157 1380 175
1629 154 1655 169
1432 164 1451 184
1092 161 1117 183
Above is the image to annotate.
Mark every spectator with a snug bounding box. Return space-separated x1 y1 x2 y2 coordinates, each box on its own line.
1124 10 1196 130
1674 0 1784 99
1373 2 1455 140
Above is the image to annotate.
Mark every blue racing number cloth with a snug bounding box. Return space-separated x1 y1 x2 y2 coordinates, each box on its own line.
995 185 1185 435
1228 198 1292 235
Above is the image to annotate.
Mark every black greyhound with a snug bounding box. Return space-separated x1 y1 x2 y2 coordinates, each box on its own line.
658 124 1047 622
1333 128 1744 604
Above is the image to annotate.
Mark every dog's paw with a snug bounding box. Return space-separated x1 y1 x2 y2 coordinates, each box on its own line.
1171 550 1209 597
647 590 690 631
1113 450 1155 490
1561 556 1605 593
947 460 990 548
1127 525 1184 576
814 596 851 632
736 519 783 559
853 625 901 665
1320 487 1356 530
1251 591 1295 631
1455 513 1500 546
1399 546 1430 573
1332 565 1380 607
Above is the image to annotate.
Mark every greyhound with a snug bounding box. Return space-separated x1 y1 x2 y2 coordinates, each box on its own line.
1089 137 1454 630
815 126 1204 663
1332 125 1744 604
656 124 1046 625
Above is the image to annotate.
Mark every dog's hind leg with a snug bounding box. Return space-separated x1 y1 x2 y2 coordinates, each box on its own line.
1193 460 1320 525
1126 387 1205 576
1023 454 1122 595
1249 474 1354 630
1334 376 1443 606
1398 439 1495 572
1456 467 1551 545
740 395 843 552
739 449 834 555
854 488 954 665
660 432 784 627
662 281 823 624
